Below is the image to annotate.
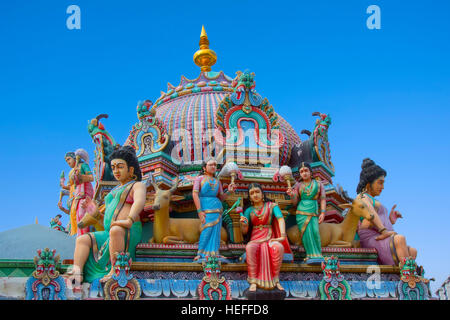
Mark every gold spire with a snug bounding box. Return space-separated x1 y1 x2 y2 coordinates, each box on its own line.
193 25 217 72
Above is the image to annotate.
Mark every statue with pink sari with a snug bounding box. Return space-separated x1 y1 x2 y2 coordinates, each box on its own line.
240 183 292 293
59 149 94 236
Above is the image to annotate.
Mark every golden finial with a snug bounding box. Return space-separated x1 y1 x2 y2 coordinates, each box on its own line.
193 25 217 72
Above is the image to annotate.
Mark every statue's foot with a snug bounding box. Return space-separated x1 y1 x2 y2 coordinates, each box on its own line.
65 266 83 283
63 268 83 290
249 284 257 292
276 283 284 291
100 270 114 283
193 255 205 263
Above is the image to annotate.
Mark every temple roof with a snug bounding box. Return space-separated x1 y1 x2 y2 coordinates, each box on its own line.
129 27 302 165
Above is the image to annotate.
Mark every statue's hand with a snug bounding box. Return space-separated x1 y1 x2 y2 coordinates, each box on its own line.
228 183 236 193
57 201 64 210
269 236 285 246
81 197 92 210
318 213 325 224
375 230 396 241
286 188 294 197
389 204 402 224
198 212 206 225
111 219 132 229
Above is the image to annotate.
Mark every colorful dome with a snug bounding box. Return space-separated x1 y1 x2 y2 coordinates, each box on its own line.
137 27 301 165
153 70 301 165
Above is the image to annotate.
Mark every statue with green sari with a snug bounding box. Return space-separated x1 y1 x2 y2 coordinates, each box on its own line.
287 162 326 265
66 146 146 284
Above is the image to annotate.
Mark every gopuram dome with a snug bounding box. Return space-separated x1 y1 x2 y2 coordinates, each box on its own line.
133 26 301 166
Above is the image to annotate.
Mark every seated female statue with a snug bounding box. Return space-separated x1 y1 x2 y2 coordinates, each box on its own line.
356 158 417 267
240 183 292 292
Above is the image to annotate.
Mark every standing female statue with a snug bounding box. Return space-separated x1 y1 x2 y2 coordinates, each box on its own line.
240 183 291 292
59 149 94 236
67 146 146 283
192 158 235 262
356 158 417 266
286 162 326 264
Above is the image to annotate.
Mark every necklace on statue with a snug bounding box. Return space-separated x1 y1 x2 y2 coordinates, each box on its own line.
304 180 315 197
252 203 266 219
206 176 218 190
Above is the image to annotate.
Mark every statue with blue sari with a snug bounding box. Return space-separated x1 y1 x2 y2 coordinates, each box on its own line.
192 158 236 263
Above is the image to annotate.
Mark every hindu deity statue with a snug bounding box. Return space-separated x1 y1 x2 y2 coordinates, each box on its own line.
59 149 94 236
192 158 236 263
287 162 326 264
356 158 417 267
50 214 66 232
240 183 291 292
66 146 146 283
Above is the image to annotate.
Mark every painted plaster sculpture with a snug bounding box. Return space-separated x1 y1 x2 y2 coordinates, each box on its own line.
50 214 66 233
103 252 141 300
192 158 235 262
25 248 66 300
197 255 231 300
60 149 94 236
67 146 146 284
318 256 351 300
289 112 334 174
148 176 229 244
240 183 292 292
397 257 431 300
356 158 417 266
88 114 118 184
287 162 326 264
287 198 373 247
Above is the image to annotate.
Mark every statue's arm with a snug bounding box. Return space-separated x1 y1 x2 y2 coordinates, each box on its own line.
240 207 251 235
57 202 70 215
272 205 286 240
127 182 146 222
319 181 326 223
193 176 204 224
78 164 94 183
289 182 300 205
218 180 235 201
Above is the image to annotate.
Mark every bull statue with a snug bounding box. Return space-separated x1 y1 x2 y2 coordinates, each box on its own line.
287 198 373 248
149 177 228 244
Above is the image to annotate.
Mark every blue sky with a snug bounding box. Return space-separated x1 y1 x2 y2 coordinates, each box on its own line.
1 1 449 296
